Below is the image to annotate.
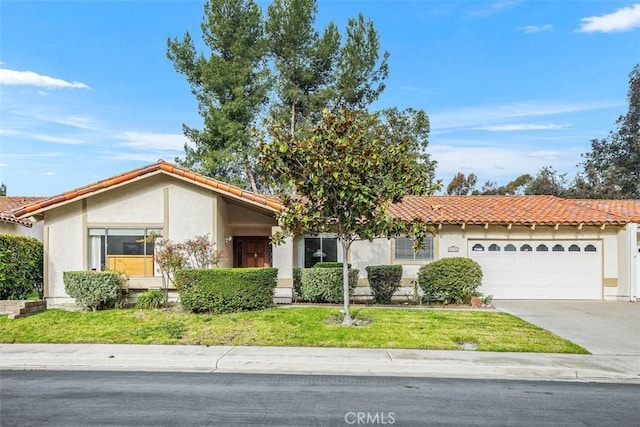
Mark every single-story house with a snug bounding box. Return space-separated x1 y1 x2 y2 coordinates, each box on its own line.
7 160 640 304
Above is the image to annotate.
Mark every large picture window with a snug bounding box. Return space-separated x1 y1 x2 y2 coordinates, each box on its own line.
394 236 434 261
304 236 338 268
88 228 162 277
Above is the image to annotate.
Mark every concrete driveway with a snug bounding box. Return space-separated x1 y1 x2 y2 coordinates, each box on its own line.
494 300 640 356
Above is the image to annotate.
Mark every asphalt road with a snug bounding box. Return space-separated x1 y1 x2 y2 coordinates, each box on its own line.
1 371 637 426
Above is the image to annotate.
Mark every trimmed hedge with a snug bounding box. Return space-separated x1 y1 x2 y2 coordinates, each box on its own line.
366 265 403 304
0 234 43 300
292 267 303 300
174 268 278 314
300 268 359 303
63 271 126 311
313 262 351 269
417 257 483 304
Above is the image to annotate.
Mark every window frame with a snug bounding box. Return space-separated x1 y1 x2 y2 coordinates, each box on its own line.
392 235 436 263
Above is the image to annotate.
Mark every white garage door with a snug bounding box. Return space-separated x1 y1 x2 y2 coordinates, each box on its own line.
468 240 602 299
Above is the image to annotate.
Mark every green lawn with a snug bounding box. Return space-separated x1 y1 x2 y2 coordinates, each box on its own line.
0 307 588 354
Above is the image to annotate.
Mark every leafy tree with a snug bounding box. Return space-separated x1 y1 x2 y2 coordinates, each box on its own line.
576 63 640 199
167 0 270 192
259 108 439 325
265 0 340 137
446 172 477 195
0 183 6 196
474 174 532 195
524 166 567 196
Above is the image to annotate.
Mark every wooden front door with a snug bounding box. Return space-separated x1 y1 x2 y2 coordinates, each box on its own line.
235 238 271 268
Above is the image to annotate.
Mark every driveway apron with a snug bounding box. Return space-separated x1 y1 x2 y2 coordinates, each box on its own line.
494 300 640 356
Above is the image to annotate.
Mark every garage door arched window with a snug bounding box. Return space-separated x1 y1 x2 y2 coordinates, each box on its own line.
568 244 581 252
536 244 549 252
520 244 532 252
488 244 500 252
472 243 485 252
584 244 597 252
504 244 516 252
552 244 564 252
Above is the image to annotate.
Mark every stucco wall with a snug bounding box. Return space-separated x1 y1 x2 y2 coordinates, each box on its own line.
0 221 43 241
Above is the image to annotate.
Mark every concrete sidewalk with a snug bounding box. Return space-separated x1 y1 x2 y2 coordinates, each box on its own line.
1 344 638 383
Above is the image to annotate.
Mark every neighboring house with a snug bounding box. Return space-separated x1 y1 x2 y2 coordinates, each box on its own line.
0 196 45 241
10 160 639 304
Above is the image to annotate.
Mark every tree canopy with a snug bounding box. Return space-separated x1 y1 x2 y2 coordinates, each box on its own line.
259 108 439 324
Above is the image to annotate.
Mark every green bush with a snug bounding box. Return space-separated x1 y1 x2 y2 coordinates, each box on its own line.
0 234 43 300
300 268 359 303
63 271 126 311
417 257 483 304
366 265 403 304
174 268 278 314
135 290 165 309
313 262 351 268
292 267 302 300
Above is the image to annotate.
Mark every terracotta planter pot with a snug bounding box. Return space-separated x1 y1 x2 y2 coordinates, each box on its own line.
471 296 481 308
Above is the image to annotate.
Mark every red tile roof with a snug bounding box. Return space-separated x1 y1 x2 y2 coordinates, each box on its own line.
572 199 640 223
8 160 638 227
11 160 283 218
0 196 46 227
389 195 630 226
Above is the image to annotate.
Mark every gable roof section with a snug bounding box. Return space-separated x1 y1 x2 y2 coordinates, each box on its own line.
0 196 46 227
11 160 283 218
389 195 630 226
572 199 640 223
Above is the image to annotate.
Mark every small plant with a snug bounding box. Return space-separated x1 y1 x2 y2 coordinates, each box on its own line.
481 294 494 307
135 290 165 309
292 267 303 301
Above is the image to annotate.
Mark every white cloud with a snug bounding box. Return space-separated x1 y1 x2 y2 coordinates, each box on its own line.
117 131 189 151
577 4 640 33
430 101 620 133
0 68 89 89
0 163 7 167
475 123 569 131
0 128 87 144
466 1 521 17
41 172 56 176
37 114 102 131
431 143 581 185
519 24 553 33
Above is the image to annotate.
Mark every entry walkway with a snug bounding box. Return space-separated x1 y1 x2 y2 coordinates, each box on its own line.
494 300 640 355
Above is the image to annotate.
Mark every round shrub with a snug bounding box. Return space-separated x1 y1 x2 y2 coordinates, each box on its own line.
292 267 303 300
63 271 127 311
417 257 483 304
366 265 402 304
300 268 359 303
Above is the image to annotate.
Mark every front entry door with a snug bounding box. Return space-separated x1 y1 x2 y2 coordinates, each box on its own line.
235 238 271 268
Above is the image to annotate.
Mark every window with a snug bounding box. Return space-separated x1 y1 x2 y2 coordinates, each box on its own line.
488 244 500 252
88 228 162 277
394 236 434 261
304 236 338 268
585 244 597 252
504 244 516 252
552 244 564 252
536 244 549 252
472 243 484 252
520 244 532 252
568 244 581 252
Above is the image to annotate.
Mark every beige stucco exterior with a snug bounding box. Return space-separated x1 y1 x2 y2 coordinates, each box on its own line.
39 173 278 305
0 221 43 241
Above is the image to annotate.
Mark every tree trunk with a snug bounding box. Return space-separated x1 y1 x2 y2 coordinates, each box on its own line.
290 102 296 139
341 239 353 326
245 160 258 194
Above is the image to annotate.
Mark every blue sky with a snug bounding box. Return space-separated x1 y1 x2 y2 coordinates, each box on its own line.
1 1 638 196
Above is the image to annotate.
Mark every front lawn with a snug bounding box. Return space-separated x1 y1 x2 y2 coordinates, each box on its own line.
0 307 588 353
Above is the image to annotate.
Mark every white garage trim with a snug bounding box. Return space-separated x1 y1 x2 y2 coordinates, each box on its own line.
469 240 602 300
